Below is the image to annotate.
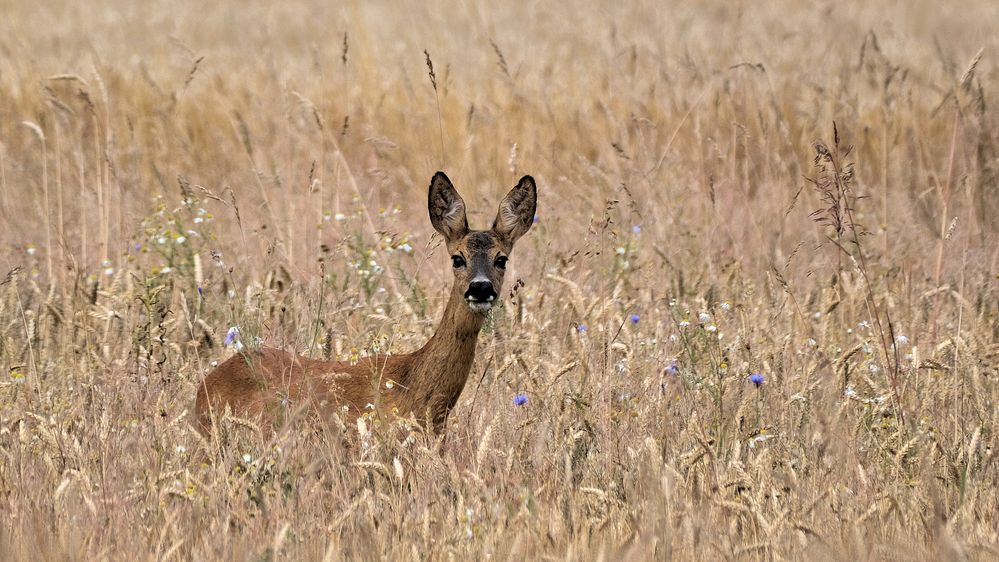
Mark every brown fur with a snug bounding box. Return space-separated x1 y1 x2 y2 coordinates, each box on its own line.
194 172 537 435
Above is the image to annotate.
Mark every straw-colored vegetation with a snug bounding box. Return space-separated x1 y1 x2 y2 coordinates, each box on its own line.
1 1 997 560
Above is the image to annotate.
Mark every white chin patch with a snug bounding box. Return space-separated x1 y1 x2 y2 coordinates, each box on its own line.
467 301 493 314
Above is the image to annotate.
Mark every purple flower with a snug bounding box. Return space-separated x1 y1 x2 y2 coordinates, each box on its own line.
197 287 204 296
133 243 142 252
224 326 240 347
629 314 640 325
664 360 679 377
533 214 540 224
513 393 529 406
576 324 588 333
750 373 765 387
631 225 641 234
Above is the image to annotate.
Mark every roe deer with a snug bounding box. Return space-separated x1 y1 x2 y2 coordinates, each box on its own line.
194 172 537 435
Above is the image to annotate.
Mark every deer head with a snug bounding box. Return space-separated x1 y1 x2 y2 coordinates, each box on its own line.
428 172 537 314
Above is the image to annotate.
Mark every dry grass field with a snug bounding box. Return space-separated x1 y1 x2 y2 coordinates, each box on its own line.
1 0 998 560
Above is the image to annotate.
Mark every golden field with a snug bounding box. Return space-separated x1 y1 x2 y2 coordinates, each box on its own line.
0 0 997 559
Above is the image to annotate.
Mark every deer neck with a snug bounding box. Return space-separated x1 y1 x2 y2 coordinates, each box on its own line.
405 284 486 426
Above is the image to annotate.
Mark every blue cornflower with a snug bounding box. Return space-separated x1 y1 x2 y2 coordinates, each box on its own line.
629 314 640 325
576 324 588 333
513 393 529 406
197 287 204 296
750 373 765 387
664 360 679 377
224 326 240 347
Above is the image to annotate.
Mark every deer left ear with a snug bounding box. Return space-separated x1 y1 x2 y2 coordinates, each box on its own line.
492 175 537 246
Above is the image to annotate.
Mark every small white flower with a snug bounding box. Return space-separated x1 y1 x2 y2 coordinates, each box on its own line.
615 246 626 255
176 445 187 455
720 302 731 312
399 243 413 253
104 267 115 276
669 334 679 343
705 324 717 333
193 217 204 224
334 213 346 221
242 453 253 464
678 320 690 328
160 267 173 274
813 312 822 319
366 403 375 410
698 312 711 323
157 236 167 245
895 335 909 346
26 246 37 256
807 338 817 347
101 259 112 267
385 381 394 389
175 236 186 244
869 364 880 374
844 387 857 398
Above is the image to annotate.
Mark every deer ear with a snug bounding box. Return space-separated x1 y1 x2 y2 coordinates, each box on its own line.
428 172 469 241
492 175 537 246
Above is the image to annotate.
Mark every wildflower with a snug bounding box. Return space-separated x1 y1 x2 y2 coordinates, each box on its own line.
664 360 679 377
385 380 394 389
133 243 142 252
160 266 172 274
10 370 25 384
678 320 690 328
631 225 641 234
749 373 765 387
807 338 817 347
629 314 640 325
399 243 413 253
513 393 529 406
705 324 717 333
844 386 857 398
334 213 346 221
615 247 626 255
698 312 711 323
533 214 540 224
242 453 253 464
197 287 204 296
157 236 167 245
176 445 187 455
26 246 37 256
894 335 909 346
576 324 588 333
224 326 240 347
720 302 731 312
175 236 186 245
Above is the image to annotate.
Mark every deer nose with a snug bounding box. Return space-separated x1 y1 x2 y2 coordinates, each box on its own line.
465 280 496 302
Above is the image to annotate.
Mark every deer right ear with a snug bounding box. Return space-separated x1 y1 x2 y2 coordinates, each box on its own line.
428 172 469 241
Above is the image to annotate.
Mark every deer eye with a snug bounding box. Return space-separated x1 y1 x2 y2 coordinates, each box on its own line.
494 256 508 269
451 255 466 268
